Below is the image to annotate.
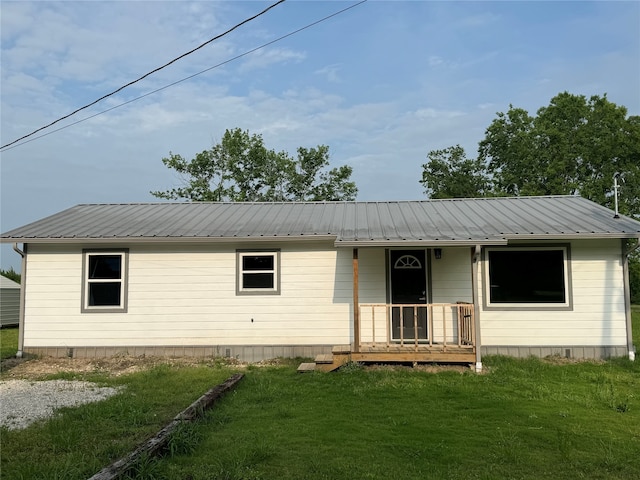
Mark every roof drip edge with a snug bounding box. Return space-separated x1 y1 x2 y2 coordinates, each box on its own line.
0 235 339 244
335 239 507 247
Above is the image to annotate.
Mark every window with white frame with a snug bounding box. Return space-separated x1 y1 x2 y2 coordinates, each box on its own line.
484 246 572 310
82 250 128 312
237 250 280 295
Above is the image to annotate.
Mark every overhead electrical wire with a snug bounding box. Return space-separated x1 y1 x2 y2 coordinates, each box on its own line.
1 0 286 150
2 0 368 152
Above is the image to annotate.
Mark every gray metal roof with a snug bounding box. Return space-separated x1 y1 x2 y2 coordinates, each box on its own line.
2 196 639 246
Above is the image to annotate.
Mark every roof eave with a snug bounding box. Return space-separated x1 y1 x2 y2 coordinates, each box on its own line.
502 233 640 241
3 233 638 246
335 239 507 247
335 232 640 247
0 234 339 244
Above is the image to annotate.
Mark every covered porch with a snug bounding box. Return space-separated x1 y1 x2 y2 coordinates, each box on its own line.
300 246 484 372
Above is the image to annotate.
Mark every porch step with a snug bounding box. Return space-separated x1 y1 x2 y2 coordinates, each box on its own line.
315 352 350 372
314 354 334 364
332 345 351 354
297 362 317 373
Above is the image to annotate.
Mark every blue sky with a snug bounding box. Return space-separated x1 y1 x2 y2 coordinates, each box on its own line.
1 0 639 270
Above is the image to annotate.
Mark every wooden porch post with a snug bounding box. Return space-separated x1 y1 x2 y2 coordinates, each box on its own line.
471 245 482 372
353 248 360 353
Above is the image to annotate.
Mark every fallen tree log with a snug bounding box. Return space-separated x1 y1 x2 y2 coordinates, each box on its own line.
88 372 244 480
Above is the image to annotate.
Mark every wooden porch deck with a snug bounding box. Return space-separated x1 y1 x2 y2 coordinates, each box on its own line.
298 302 477 372
299 344 476 372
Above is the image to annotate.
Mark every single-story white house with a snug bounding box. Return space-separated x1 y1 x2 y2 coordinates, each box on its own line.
1 195 639 371
0 275 21 328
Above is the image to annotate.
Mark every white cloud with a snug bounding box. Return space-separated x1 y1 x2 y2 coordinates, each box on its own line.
314 64 342 83
428 56 445 67
414 108 465 120
238 47 306 72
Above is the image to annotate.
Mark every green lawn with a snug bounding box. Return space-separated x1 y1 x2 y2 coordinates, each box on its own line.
1 311 639 480
156 351 640 480
0 327 18 359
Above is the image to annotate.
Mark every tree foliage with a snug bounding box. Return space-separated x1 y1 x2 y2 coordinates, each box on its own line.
0 266 20 284
421 92 640 219
479 92 640 217
630 250 640 304
151 128 357 202
420 92 640 301
420 145 491 199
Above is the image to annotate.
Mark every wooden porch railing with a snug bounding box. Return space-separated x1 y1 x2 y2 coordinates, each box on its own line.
357 302 475 351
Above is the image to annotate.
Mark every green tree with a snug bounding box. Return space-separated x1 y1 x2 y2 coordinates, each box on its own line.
420 92 640 301
0 266 20 284
151 128 357 202
630 250 640 304
478 92 640 217
420 145 491 199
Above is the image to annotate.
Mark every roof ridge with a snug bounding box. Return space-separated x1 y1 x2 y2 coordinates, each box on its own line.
75 195 581 207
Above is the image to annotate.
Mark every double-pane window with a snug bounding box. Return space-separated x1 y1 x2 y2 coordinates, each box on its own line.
237 251 280 295
83 250 128 312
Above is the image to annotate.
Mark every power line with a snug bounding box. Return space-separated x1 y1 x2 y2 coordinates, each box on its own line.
1 0 367 153
0 0 286 150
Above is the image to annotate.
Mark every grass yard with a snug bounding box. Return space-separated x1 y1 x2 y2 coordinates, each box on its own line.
1 363 237 479
154 355 640 480
0 327 18 359
1 310 639 480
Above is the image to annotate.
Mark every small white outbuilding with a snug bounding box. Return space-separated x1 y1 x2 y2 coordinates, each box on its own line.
0 275 20 328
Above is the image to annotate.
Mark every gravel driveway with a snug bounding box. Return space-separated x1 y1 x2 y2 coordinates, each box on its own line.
0 379 121 430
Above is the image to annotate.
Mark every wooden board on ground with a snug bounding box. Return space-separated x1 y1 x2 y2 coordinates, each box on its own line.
88 373 244 480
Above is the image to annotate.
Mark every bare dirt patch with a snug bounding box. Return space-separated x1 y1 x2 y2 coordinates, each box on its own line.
540 354 606 365
0 355 237 380
0 354 297 380
1 355 479 380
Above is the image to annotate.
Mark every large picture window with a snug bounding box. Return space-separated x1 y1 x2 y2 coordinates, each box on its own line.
484 246 572 310
82 250 128 312
237 250 280 295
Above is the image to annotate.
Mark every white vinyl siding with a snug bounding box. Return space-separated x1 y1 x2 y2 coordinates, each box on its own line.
353 248 388 343
23 242 352 348
428 247 474 343
357 248 387 304
430 247 473 304
20 239 629 351
479 239 627 347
